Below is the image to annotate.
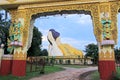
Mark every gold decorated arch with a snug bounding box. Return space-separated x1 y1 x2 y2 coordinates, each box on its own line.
9 3 100 49
0 0 120 57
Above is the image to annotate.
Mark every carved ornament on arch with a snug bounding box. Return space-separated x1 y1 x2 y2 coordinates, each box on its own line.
9 9 31 51
27 3 101 42
110 2 119 44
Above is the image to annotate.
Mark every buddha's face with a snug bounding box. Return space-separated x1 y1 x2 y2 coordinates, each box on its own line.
48 29 60 45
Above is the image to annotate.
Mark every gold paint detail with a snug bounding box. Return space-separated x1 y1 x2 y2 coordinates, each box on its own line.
99 50 115 60
110 2 119 44
9 9 30 48
1 0 117 6
13 51 27 60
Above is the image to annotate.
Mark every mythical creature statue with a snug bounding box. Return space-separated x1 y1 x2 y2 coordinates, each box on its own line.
9 19 23 46
7 19 23 54
100 12 114 40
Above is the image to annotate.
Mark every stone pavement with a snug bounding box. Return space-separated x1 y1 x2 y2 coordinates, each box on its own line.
30 66 98 80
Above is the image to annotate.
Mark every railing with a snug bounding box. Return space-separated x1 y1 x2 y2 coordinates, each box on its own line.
26 57 45 74
26 56 93 72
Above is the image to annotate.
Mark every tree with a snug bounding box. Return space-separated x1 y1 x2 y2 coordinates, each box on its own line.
40 49 48 56
114 47 120 56
114 47 120 63
84 43 98 64
27 27 42 56
0 10 11 54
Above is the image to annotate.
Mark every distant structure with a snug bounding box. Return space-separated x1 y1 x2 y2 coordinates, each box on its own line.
47 29 83 57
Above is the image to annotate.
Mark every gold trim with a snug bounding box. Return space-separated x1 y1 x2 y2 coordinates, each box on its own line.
99 50 115 60
13 51 27 60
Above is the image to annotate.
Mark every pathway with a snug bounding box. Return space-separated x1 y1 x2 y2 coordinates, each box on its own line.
30 66 98 80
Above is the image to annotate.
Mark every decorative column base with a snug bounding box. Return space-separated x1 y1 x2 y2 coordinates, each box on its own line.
12 60 26 76
12 52 27 76
99 40 116 80
98 60 116 80
0 55 13 76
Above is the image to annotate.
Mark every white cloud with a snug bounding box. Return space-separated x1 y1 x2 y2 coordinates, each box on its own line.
41 41 49 50
42 35 48 42
61 37 97 50
38 28 48 41
64 14 92 25
38 28 48 34
76 15 92 24
65 14 78 18
36 28 49 49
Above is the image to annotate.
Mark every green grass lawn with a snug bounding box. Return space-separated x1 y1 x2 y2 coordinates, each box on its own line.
115 67 120 79
0 64 64 80
91 71 100 80
58 64 88 68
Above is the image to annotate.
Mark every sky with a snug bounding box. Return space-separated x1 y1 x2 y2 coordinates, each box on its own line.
34 13 120 51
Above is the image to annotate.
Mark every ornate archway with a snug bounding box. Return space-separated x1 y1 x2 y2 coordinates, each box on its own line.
0 0 120 79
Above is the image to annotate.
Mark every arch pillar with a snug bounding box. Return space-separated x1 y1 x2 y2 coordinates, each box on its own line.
9 9 31 76
92 2 119 80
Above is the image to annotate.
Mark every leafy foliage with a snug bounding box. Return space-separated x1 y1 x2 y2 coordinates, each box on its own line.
114 47 120 56
0 11 11 54
40 49 48 56
114 47 120 63
84 43 98 64
27 27 42 56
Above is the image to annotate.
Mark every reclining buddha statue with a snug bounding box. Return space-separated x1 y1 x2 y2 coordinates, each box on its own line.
47 29 83 57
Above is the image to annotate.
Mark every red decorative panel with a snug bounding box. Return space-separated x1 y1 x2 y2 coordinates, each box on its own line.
12 60 26 76
98 60 116 80
0 60 12 76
